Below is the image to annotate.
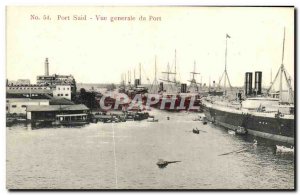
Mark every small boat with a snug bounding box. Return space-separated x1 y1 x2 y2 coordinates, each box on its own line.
91 118 98 123
120 117 126 122
156 159 181 168
147 118 159 122
192 128 200 134
236 126 247 134
6 117 16 126
228 130 236 135
276 145 294 153
134 112 150 121
103 119 112 123
193 115 203 121
113 118 120 123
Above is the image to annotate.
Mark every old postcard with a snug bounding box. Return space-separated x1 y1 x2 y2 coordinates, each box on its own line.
6 6 295 190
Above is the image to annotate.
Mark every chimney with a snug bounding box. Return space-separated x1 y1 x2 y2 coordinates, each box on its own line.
245 72 253 96
254 71 262 95
181 83 187 93
45 58 49 76
159 82 164 92
134 79 140 87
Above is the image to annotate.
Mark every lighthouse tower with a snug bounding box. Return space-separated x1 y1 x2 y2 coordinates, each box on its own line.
45 58 49 76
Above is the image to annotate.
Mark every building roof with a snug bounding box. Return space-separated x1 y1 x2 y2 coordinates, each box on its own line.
7 98 49 102
26 104 89 112
49 98 75 105
6 88 52 94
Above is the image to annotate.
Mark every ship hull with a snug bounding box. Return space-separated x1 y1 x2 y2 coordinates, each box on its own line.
203 104 294 145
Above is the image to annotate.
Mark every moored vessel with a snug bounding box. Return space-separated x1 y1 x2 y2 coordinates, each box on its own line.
202 29 294 145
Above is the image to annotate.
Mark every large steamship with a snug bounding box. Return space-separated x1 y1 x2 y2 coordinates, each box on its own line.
202 30 294 145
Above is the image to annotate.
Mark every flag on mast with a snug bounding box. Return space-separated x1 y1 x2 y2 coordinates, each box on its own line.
226 34 231 38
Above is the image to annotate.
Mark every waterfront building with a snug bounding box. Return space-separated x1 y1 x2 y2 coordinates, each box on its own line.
7 58 77 100
36 58 77 97
6 85 52 99
36 74 76 93
6 98 49 115
53 85 72 100
26 104 89 121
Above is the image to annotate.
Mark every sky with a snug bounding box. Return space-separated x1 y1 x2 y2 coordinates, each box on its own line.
6 6 294 88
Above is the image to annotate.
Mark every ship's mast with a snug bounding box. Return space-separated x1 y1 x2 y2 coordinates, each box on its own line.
209 76 211 91
139 63 142 85
192 61 196 80
218 34 233 95
188 60 200 92
174 49 177 83
267 27 294 104
201 76 203 86
128 70 131 86
155 56 157 82
160 50 178 92
150 55 160 93
167 62 170 81
124 72 127 86
161 62 177 82
160 63 176 92
270 69 273 85
279 28 285 101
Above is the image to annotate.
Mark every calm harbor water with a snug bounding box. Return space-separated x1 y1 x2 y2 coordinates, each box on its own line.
6 109 294 189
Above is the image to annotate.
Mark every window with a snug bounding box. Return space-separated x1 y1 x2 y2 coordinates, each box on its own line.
21 105 26 108
65 94 69 96
57 94 60 96
67 88 69 90
61 94 63 96
12 105 17 108
58 88 60 90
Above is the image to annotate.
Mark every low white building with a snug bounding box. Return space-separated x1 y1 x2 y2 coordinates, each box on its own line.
6 98 50 115
53 85 71 100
